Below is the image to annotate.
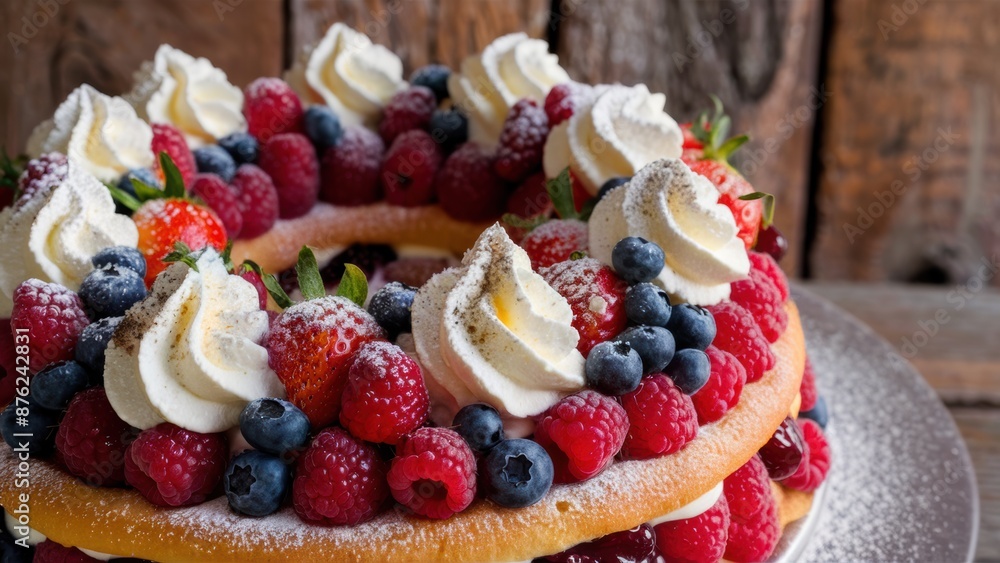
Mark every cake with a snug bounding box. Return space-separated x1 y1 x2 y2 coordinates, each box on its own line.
0 23 831 563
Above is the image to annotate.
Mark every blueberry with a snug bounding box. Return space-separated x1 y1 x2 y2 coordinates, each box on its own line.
597 176 630 200
666 303 716 351
193 145 237 182
0 523 33 563
115 168 159 215
585 340 643 396
0 399 59 457
624 283 672 327
428 109 468 151
30 361 91 410
800 396 829 429
78 265 147 320
75 316 123 377
218 132 260 165
224 450 292 517
453 403 504 452
92 246 147 279
240 398 311 459
367 282 417 338
611 237 665 284
410 64 451 102
614 326 675 374
664 348 711 395
483 439 553 508
303 106 344 151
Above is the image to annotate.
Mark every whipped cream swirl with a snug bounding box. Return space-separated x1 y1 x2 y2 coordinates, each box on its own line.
544 83 683 194
411 225 585 430
128 45 246 147
589 159 750 305
0 162 139 315
448 33 571 147
105 250 282 433
286 23 406 128
26 85 153 182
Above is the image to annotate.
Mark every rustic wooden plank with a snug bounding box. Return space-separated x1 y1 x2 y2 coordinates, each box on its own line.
556 0 823 278
811 0 1000 286
0 0 284 155
948 407 1000 562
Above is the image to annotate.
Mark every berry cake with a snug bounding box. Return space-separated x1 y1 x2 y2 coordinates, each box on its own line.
0 23 831 563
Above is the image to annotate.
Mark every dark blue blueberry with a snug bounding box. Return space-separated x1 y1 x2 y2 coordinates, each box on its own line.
303 106 344 151
410 64 451 102
367 281 416 338
0 522 34 563
483 439 553 508
30 361 91 410
624 282 672 327
92 246 147 279
585 340 643 396
614 326 675 374
78 265 147 320
800 396 829 429
428 109 468 151
75 316 123 378
664 348 711 395
597 176 630 200
611 237 665 284
224 450 292 517
193 145 237 182
452 403 504 452
0 398 59 457
218 132 260 165
666 303 716 351
115 168 159 215
240 398 311 459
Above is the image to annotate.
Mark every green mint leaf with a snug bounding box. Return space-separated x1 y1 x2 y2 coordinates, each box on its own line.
159 151 186 199
105 183 142 212
501 213 548 231
131 176 164 202
335 264 369 308
243 260 292 309
295 246 326 301
547 168 577 220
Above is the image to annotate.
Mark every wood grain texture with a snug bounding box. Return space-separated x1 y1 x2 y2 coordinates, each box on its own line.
812 0 1000 286
556 0 823 277
0 0 284 154
949 408 1000 562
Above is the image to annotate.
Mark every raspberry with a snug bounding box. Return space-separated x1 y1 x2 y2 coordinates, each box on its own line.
230 164 279 239
435 143 509 222
243 77 304 142
0 319 15 405
534 390 628 483
520 219 589 270
782 419 830 492
293 427 389 525
55 388 134 487
749 251 789 302
33 540 101 562
383 257 451 288
378 86 437 144
388 427 476 519
654 494 730 563
381 129 444 207
124 422 227 507
723 455 780 562
340 341 430 445
320 126 386 206
540 257 628 355
544 82 592 126
692 346 747 425
11 279 89 373
17 152 68 205
708 302 775 383
729 267 788 343
239 269 269 310
150 123 196 187
258 132 319 219
190 173 242 238
620 375 698 460
799 357 817 412
494 99 550 182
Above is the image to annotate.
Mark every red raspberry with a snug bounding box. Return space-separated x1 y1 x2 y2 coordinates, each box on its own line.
729 266 788 344
17 152 68 206
692 346 747 425
435 143 509 222
381 129 444 207
723 455 780 562
258 132 319 219
620 375 698 460
238 269 268 310
388 427 477 519
230 164 279 239
383 257 451 288
320 126 385 206
520 219 589 270
506 171 552 219
243 77 304 142
749 251 789 302
10 279 89 373
33 540 102 562
540 257 628 355
293 427 389 525
150 123 196 188
340 341 430 445
124 422 227 507
0 319 15 405
782 419 830 492
378 86 437 144
190 173 242 238
494 99 550 182
654 494 730 563
708 302 775 383
534 390 628 483
799 357 817 411
56 388 134 487
544 82 592 126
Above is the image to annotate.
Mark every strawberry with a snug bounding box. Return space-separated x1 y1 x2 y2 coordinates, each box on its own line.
540 257 628 355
